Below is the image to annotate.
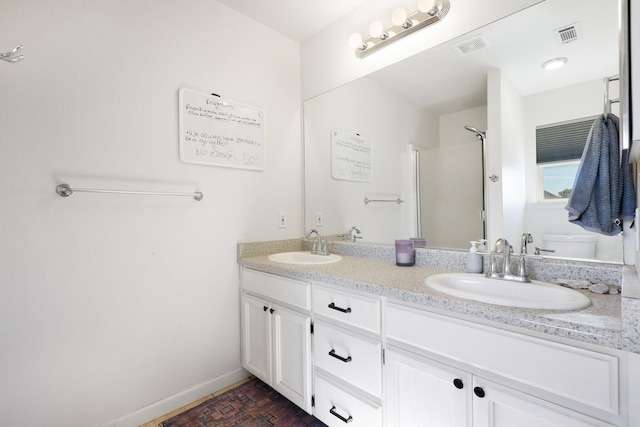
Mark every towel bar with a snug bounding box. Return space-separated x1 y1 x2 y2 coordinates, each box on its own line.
56 184 203 201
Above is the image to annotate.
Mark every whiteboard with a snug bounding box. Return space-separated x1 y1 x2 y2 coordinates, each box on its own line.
331 129 373 182
178 88 264 170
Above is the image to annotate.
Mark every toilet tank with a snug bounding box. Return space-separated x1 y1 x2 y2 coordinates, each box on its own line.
541 234 598 259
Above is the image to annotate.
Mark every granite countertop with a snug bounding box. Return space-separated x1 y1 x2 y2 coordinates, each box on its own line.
239 253 623 350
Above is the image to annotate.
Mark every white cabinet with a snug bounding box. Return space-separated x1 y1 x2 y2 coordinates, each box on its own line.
385 347 471 427
239 267 626 426
312 321 382 397
384 302 622 426
473 377 615 427
311 284 383 427
242 294 272 381
240 269 312 413
314 374 382 427
385 346 615 427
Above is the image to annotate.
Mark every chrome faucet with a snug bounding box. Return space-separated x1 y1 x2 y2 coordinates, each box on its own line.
306 229 329 255
486 238 531 283
345 226 362 243
520 233 533 255
515 233 534 280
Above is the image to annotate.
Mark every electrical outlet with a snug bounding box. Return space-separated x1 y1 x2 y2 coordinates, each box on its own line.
316 211 323 227
278 211 287 229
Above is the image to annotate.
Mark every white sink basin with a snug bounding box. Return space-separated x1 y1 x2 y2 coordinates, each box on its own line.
267 251 342 265
425 273 591 310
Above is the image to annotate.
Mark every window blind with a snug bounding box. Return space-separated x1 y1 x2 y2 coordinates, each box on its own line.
536 117 597 164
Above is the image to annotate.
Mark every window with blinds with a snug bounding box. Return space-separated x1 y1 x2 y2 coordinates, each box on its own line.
536 117 597 164
535 116 597 200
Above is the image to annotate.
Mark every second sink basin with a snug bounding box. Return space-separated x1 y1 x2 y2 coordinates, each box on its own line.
268 251 342 265
425 273 591 310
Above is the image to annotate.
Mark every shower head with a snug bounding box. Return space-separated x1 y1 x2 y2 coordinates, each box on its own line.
464 125 486 140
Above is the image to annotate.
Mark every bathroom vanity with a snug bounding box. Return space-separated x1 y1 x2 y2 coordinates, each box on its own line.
238 240 637 427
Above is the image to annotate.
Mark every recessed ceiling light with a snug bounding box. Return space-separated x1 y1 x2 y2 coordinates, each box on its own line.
542 57 568 70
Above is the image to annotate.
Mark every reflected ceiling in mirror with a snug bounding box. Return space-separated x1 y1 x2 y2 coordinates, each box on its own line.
367 0 617 114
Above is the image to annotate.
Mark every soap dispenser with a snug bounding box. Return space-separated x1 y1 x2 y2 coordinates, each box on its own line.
466 241 483 273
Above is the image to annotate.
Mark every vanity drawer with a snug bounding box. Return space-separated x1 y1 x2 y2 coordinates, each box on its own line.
313 374 382 427
242 268 310 310
313 321 382 397
384 302 619 416
313 285 381 334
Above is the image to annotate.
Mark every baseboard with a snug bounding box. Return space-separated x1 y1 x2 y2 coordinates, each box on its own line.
99 368 250 427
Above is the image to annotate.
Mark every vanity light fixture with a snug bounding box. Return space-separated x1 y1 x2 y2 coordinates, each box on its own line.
541 57 568 70
349 0 450 59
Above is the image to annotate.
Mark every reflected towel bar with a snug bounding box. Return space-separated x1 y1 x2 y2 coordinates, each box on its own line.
56 184 203 201
603 75 619 119
364 197 404 205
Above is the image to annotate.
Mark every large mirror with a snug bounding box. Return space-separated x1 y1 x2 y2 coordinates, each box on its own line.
304 0 623 263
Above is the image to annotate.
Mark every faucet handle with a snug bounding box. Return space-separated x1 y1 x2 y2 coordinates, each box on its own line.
534 247 556 256
494 238 510 253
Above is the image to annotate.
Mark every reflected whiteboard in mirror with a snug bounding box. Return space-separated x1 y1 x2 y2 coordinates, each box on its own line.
303 0 622 263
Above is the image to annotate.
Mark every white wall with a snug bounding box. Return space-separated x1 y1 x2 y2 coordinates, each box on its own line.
304 77 422 243
524 79 622 261
300 0 543 100
487 70 527 246
0 1 301 426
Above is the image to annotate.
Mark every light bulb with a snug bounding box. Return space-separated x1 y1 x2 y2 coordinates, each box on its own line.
418 0 437 13
391 8 408 26
349 33 364 49
369 21 387 39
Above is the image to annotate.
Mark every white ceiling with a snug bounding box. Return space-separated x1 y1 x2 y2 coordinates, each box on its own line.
216 0 370 42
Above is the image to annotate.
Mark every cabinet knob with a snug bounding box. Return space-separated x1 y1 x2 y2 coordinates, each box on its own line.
269 308 275 314
263 306 268 312
473 386 485 398
453 378 464 389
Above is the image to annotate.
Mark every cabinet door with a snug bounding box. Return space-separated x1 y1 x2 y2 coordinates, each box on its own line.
241 294 272 384
472 378 615 427
272 304 312 413
384 347 471 427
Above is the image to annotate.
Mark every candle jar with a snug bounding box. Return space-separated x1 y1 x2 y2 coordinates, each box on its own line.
395 239 415 266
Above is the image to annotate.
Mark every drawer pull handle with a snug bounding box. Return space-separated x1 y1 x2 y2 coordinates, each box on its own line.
328 302 351 313
474 386 485 398
329 349 352 363
330 406 353 423
453 378 464 389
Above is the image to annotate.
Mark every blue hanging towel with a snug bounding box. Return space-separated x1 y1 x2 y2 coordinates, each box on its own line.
565 114 636 235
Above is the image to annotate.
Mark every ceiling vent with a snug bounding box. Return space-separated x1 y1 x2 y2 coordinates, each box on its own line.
554 22 580 44
453 35 490 56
